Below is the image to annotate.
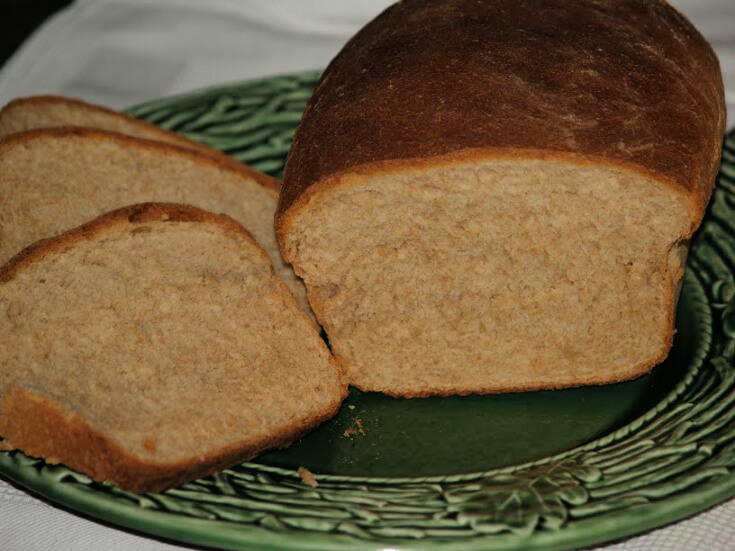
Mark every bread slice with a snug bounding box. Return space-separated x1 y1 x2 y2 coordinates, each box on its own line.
0 95 228 163
0 127 314 322
0 203 346 493
276 0 726 397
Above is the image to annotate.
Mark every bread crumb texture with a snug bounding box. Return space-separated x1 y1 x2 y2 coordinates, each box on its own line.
0 205 344 491
0 129 313 320
284 159 691 396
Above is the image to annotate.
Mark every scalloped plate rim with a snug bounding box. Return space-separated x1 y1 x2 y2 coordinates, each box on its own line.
2 444 735 551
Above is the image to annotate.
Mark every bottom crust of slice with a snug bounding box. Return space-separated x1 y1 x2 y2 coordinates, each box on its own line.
0 386 344 493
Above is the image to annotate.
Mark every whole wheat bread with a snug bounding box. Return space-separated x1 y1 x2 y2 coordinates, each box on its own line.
0 95 234 165
277 0 726 396
0 127 314 322
0 203 345 493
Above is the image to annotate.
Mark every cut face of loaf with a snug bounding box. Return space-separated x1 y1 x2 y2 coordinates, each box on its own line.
0 203 345 493
0 128 313 322
0 95 224 162
280 156 693 396
277 0 725 396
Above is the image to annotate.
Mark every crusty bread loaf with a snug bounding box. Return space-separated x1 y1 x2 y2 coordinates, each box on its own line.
0 95 232 164
277 0 726 396
0 203 345 493
0 127 314 322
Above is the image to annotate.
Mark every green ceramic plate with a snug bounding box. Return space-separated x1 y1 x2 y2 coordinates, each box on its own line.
2 71 735 550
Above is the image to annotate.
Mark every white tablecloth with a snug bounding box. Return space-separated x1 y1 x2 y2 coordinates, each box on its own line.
1 1 734 549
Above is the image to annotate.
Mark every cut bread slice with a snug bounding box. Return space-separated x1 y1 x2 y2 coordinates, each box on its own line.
0 95 238 168
0 127 313 322
279 158 696 397
0 203 346 493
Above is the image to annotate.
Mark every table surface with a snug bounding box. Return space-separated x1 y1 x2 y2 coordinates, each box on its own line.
1 1 735 550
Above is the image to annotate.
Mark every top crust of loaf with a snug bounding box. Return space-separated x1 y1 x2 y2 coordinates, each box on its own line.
277 0 725 236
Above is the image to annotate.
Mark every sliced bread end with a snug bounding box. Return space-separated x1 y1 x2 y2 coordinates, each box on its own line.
0 202 345 492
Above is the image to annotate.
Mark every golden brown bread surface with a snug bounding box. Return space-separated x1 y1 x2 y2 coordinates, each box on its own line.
278 0 724 221
276 0 726 396
0 95 201 148
0 95 282 191
0 203 346 493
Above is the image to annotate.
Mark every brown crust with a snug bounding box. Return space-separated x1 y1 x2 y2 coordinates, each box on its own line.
277 0 725 229
0 95 211 150
0 202 268 283
0 99 281 193
0 386 344 494
0 202 347 492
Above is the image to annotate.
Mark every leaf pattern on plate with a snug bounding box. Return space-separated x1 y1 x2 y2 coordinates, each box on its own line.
126 72 320 179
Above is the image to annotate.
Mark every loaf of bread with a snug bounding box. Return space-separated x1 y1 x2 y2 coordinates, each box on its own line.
0 95 224 162
0 203 345 493
0 127 314 322
277 0 726 396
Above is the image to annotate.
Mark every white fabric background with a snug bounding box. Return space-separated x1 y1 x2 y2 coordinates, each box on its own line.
1 1 734 549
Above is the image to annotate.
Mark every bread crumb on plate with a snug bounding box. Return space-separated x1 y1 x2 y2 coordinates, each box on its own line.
298 466 318 487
